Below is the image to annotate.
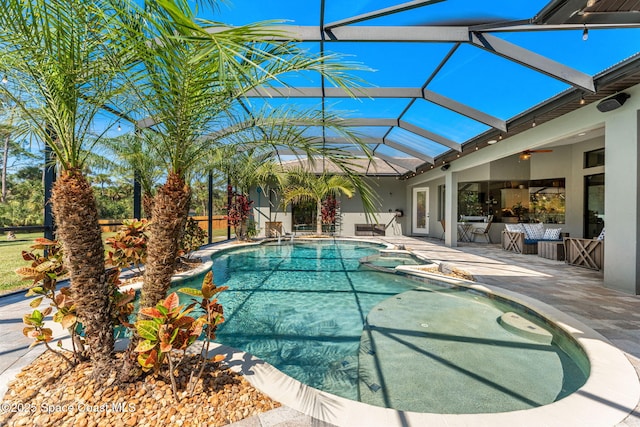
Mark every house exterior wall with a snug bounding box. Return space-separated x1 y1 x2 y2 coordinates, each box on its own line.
254 177 407 237
402 82 640 294
603 107 640 294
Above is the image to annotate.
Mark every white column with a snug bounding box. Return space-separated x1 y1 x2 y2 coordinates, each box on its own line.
604 109 640 294
444 170 458 247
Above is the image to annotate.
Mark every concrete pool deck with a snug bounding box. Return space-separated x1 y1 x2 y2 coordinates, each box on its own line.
2 236 640 426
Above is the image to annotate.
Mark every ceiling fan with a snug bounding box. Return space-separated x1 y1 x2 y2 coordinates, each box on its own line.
520 149 553 160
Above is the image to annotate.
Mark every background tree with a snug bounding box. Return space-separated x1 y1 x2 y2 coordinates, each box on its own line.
100 134 164 219
0 166 43 226
281 169 358 235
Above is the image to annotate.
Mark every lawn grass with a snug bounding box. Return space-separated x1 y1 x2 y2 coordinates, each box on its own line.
0 232 43 294
0 228 229 295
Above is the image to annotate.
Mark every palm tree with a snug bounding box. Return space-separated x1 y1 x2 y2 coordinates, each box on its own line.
100 134 164 219
120 1 372 310
110 1 378 381
281 169 359 235
0 0 133 379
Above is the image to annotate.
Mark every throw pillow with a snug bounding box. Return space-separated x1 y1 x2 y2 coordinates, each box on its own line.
597 228 605 241
523 222 545 240
505 223 525 233
543 228 562 240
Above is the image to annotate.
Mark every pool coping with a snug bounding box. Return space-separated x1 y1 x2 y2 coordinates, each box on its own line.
200 238 640 427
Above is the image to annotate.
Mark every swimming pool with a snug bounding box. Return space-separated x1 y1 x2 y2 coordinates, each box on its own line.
175 239 589 414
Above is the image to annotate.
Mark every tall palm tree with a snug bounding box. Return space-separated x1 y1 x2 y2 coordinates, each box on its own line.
111 1 378 381
121 0 372 310
0 0 134 379
281 169 358 235
210 146 283 193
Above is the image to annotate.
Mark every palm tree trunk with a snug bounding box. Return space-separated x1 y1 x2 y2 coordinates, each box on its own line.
317 199 323 235
50 168 114 380
142 192 154 220
120 173 190 383
140 172 191 309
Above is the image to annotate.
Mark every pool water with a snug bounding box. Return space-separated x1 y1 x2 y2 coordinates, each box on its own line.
174 240 588 413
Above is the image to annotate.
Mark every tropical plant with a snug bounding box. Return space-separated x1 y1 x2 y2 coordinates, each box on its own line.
178 271 227 397
134 292 202 398
210 147 284 195
17 238 136 366
321 194 339 225
17 238 80 365
105 219 150 271
226 190 254 241
133 272 226 400
0 0 136 379
281 169 357 235
179 217 207 259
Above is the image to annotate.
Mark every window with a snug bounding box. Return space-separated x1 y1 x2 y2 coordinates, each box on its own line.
458 179 565 223
584 148 605 168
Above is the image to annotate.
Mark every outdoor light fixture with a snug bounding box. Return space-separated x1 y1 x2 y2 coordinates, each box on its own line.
582 25 589 41
441 164 450 171
499 134 503 140
532 118 537 127
117 122 122 131
596 92 630 112
487 139 498 145
1 75 7 84
475 144 479 151
580 95 586 105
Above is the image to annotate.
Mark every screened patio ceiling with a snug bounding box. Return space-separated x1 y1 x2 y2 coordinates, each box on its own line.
139 0 640 177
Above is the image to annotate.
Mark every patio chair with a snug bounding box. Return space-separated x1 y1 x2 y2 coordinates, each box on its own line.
471 215 493 243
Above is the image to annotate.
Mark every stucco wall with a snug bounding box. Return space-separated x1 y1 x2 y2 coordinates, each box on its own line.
254 177 408 237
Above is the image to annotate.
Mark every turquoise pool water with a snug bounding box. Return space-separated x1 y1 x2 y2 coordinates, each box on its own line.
174 240 588 413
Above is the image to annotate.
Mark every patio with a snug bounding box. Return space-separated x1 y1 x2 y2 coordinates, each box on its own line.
2 236 640 426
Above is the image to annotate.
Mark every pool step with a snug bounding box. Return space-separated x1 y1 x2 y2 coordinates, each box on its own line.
498 312 553 344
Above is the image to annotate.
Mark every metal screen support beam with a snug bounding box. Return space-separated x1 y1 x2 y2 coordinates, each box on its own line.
43 143 56 240
422 89 507 131
384 138 434 163
227 175 232 241
133 171 142 220
205 25 470 42
398 120 462 152
470 32 595 92
208 171 214 244
242 87 506 131
133 127 142 219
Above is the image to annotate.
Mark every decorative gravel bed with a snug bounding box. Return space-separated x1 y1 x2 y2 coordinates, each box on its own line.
1 350 280 427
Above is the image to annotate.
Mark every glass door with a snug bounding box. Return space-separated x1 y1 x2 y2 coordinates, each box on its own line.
412 187 429 234
584 173 604 238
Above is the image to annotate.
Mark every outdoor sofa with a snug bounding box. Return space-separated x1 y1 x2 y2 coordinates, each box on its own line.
501 223 563 255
